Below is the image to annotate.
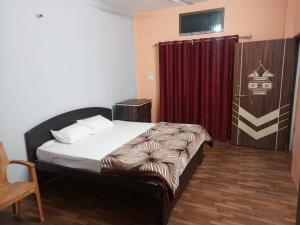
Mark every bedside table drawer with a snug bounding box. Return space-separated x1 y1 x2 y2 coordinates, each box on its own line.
116 105 138 122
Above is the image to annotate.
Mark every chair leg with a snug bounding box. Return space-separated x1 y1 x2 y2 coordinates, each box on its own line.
12 201 20 217
34 190 44 222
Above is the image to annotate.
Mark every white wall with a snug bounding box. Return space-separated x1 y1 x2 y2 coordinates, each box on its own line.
0 0 136 181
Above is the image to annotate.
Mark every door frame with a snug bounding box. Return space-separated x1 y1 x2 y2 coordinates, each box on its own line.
289 34 300 151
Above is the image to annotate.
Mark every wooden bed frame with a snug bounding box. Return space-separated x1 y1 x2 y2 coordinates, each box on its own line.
24 107 207 225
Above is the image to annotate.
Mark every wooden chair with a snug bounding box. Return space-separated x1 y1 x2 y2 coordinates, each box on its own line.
0 142 44 221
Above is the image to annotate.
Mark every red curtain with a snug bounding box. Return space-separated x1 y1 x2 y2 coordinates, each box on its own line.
159 36 238 140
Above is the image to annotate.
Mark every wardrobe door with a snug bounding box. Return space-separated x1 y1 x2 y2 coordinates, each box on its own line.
231 38 296 151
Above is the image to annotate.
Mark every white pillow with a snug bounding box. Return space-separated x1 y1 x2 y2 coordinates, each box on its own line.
51 123 93 144
77 115 114 134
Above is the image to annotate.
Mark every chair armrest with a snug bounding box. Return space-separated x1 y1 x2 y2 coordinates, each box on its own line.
9 160 38 183
10 160 35 168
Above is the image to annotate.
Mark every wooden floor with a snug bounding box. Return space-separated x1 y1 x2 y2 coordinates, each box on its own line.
0 142 297 225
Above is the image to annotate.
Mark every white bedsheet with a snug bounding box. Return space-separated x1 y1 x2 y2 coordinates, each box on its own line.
37 120 154 172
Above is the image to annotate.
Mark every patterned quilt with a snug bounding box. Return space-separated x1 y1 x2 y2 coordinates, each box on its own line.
99 122 212 194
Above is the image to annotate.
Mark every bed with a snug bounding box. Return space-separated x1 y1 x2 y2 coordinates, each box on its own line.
25 107 212 225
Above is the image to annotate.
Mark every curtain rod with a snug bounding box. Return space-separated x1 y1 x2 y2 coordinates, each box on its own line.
153 34 252 47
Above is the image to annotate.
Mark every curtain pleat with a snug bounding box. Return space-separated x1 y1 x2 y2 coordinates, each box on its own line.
159 36 238 140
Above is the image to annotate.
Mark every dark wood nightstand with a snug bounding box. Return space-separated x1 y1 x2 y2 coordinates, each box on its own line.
116 99 152 123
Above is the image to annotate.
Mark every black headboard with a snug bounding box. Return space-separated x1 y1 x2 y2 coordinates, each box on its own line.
25 107 112 162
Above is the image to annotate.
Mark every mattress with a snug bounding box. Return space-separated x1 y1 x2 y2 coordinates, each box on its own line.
37 120 154 173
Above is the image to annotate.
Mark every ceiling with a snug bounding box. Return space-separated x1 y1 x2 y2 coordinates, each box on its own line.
97 0 208 14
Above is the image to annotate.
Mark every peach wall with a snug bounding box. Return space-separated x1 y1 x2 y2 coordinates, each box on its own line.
285 0 297 37
285 0 300 36
297 0 300 34
135 0 289 122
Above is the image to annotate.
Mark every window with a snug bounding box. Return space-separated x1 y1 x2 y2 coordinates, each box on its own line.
179 8 224 35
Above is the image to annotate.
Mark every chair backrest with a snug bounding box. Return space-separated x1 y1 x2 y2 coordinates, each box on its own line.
0 142 9 184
